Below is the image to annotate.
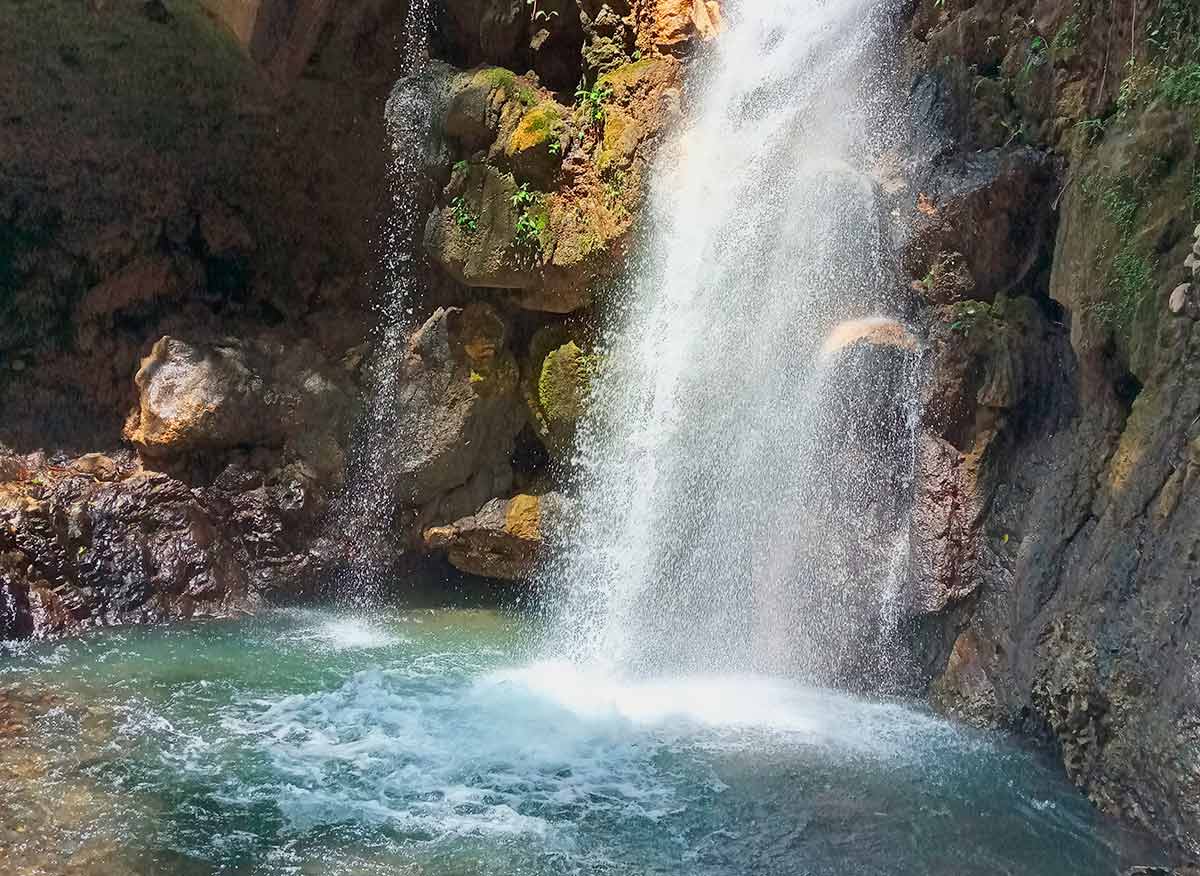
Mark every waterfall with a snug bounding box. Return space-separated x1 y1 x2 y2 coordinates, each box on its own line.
540 0 920 690
329 0 433 603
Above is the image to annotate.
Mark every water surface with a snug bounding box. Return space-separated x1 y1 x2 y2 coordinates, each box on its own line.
0 609 1157 875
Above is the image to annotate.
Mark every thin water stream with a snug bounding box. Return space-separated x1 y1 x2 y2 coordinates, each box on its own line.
0 609 1159 875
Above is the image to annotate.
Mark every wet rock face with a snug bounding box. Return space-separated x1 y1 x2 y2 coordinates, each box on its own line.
385 305 528 535
0 466 253 638
900 147 1056 304
904 0 1200 855
0 0 390 455
0 446 346 640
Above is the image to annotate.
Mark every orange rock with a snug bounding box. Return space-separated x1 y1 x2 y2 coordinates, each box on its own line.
636 0 724 56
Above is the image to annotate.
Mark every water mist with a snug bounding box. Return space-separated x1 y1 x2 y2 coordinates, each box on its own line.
539 0 921 690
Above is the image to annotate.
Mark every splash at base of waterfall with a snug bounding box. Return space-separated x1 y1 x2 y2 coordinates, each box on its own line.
0 608 1158 876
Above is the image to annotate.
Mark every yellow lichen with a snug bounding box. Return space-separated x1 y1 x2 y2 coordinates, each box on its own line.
507 104 564 156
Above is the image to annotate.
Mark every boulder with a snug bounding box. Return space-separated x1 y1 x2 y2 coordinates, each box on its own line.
0 469 258 637
634 0 723 57
423 492 568 579
522 324 596 457
388 305 527 528
123 335 356 480
425 163 538 290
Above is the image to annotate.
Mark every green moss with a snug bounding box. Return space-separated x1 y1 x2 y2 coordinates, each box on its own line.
1080 171 1157 337
1100 185 1139 230
1191 161 1200 221
946 300 995 336
479 67 517 90
477 67 537 107
537 342 594 426
508 104 564 154
1158 64 1200 106
1092 243 1156 333
596 58 657 91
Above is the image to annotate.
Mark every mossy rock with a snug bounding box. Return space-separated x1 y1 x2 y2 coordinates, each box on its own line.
425 163 541 290
597 58 661 93
521 325 596 456
505 102 567 187
444 66 540 152
539 342 592 427
1051 106 1197 381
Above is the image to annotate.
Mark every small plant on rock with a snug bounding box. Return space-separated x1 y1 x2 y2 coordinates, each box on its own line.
514 210 548 251
1019 36 1048 81
510 183 548 253
451 196 478 233
575 83 613 124
510 182 537 211
526 0 558 24
1074 117 1108 147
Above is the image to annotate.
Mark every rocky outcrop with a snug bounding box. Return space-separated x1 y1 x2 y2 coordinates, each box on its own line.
1 462 252 639
384 305 528 535
901 147 1056 304
422 491 568 579
424 54 687 313
903 0 1200 856
124 335 356 480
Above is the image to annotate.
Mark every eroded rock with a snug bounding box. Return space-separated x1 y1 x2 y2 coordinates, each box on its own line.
423 492 568 579
124 335 356 481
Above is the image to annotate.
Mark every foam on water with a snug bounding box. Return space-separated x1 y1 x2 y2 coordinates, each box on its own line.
276 610 407 652
0 609 1158 874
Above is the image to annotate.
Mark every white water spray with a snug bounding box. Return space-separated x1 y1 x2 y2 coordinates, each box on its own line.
540 0 920 690
330 0 434 603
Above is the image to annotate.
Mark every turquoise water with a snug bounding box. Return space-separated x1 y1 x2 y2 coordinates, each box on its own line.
0 609 1157 875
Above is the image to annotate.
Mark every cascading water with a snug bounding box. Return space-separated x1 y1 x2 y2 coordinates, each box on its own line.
328 0 433 603
541 0 922 689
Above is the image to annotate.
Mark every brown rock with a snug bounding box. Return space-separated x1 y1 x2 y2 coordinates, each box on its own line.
70 454 120 482
124 335 356 479
902 148 1054 303
635 0 723 56
423 492 567 580
383 305 527 533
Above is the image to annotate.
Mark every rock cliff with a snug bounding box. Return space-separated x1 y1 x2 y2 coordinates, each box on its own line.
898 0 1200 856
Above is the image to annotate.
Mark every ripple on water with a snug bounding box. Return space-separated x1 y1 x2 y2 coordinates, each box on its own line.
0 611 1164 876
